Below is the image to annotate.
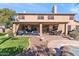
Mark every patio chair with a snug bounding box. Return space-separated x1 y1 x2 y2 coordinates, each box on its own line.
53 30 58 35
32 31 39 35
49 31 54 35
57 30 62 35
49 30 58 35
24 30 28 35
17 30 24 35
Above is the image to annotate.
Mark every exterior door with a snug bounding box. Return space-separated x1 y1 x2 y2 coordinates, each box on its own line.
68 25 71 31
43 25 49 34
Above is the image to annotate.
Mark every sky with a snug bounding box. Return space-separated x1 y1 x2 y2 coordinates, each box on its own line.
0 3 79 20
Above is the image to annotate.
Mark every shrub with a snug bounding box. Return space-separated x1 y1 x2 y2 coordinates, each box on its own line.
0 37 29 56
75 34 79 40
68 30 79 39
60 46 75 56
0 47 23 56
7 29 14 38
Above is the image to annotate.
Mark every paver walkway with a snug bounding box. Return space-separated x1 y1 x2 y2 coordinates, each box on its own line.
44 35 79 48
28 37 47 48
41 35 79 48
28 35 79 49
48 39 79 48
40 35 68 41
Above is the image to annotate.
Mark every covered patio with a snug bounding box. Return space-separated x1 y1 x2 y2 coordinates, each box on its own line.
12 21 68 36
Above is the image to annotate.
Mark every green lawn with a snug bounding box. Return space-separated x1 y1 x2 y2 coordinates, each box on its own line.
0 33 7 36
0 37 29 56
0 36 10 45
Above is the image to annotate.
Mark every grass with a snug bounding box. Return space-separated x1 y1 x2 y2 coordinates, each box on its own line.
0 37 29 56
0 33 7 36
0 37 10 45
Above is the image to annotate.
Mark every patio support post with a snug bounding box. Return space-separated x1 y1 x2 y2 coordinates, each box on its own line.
16 24 20 32
13 23 16 36
66 24 68 35
64 24 68 35
40 23 42 36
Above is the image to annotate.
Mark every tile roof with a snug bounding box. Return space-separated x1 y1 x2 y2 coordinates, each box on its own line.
17 12 76 15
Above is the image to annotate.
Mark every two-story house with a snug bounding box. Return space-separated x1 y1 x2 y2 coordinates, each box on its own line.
12 5 79 36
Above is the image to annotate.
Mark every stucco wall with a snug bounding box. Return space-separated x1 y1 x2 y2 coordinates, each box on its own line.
67 20 79 30
58 24 65 33
17 15 69 22
14 14 79 35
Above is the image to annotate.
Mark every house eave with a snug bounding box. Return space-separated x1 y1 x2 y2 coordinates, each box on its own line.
12 21 68 24
17 13 76 16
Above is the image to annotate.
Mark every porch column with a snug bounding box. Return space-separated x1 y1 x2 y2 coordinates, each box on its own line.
16 24 20 32
13 23 16 36
64 24 68 35
40 23 42 36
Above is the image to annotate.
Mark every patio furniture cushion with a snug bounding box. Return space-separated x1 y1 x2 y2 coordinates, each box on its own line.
17 30 24 35
32 31 39 35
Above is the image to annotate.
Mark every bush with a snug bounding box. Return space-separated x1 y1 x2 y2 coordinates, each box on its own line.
0 47 23 56
60 46 75 56
68 30 79 39
75 34 79 40
0 37 29 56
8 29 14 38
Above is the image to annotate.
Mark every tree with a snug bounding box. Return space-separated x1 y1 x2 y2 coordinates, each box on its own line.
0 8 16 26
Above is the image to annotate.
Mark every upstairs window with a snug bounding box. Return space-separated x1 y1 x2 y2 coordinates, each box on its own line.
18 15 25 19
48 16 54 19
38 16 44 19
69 16 74 20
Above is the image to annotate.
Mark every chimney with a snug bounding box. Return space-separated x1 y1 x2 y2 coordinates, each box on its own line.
52 5 57 13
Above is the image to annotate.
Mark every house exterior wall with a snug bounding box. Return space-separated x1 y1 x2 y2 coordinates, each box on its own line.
16 14 75 31
58 24 65 33
12 13 79 36
67 20 79 30
0 29 3 33
17 14 69 22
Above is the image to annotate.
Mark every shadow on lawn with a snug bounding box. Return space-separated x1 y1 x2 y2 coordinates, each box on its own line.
0 46 23 56
0 37 11 45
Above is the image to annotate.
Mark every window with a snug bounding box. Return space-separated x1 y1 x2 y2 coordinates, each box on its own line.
48 16 54 19
18 15 25 19
69 16 74 20
38 16 44 19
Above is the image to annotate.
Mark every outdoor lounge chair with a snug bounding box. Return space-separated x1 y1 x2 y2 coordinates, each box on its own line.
32 31 39 35
17 30 24 35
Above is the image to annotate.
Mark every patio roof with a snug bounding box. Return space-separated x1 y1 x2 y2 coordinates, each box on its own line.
12 21 68 24
17 12 76 16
